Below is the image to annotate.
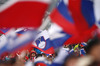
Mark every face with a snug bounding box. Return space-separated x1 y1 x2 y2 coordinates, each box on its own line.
74 48 80 56
48 57 52 62
9 54 14 58
90 44 100 62
31 53 36 57
42 54 47 58
53 54 56 58
65 58 78 66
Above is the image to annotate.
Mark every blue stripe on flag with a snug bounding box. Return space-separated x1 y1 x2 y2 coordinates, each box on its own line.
57 0 74 23
52 32 71 48
81 0 95 27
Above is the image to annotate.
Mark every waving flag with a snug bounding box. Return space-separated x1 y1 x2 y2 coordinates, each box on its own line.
97 20 100 28
50 0 77 35
0 34 8 55
0 0 51 28
80 49 86 56
68 0 97 32
0 31 4 34
0 29 17 55
80 42 87 47
33 24 71 54
0 29 37 56
33 30 54 54
50 0 98 44
0 28 12 34
51 47 69 66
48 23 71 48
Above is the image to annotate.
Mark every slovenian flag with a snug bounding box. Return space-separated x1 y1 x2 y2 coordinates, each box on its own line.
0 28 37 56
50 0 98 44
32 30 55 54
32 23 71 54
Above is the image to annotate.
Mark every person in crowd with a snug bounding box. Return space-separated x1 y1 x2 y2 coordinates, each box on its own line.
76 36 100 66
63 53 79 66
29 51 36 62
0 58 16 66
4 53 15 61
42 53 47 58
52 53 57 59
47 55 53 64
86 37 100 62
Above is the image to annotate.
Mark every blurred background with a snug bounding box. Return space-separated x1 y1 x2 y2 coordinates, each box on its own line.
0 0 100 66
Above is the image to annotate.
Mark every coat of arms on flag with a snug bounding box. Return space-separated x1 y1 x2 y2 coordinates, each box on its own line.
32 30 54 54
35 36 46 49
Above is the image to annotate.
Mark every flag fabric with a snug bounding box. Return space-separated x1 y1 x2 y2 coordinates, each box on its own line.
50 0 77 35
0 0 51 28
80 49 86 56
0 29 37 56
0 31 4 34
80 42 87 47
0 29 17 55
0 28 32 36
50 47 69 66
68 0 97 32
32 30 55 54
0 34 8 55
50 0 98 44
48 23 71 48
0 28 12 34
33 23 71 54
15 28 26 34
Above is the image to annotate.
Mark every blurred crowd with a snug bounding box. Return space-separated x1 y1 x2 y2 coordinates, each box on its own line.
0 36 100 66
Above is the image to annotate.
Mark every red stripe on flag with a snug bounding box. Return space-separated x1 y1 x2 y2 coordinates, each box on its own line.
50 9 78 35
68 0 89 33
64 25 97 44
32 45 54 54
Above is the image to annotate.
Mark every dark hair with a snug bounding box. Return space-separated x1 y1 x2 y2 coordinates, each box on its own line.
42 53 46 56
36 54 42 58
85 37 100 54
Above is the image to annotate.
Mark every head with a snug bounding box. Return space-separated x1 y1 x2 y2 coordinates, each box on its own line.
42 53 47 58
64 53 78 66
52 53 57 58
74 45 80 56
85 37 100 62
8 54 14 58
47 55 53 63
30 51 36 57
31 53 36 57
36 54 42 58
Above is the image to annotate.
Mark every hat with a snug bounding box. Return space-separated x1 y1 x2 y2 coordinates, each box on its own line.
35 63 47 66
31 51 36 54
